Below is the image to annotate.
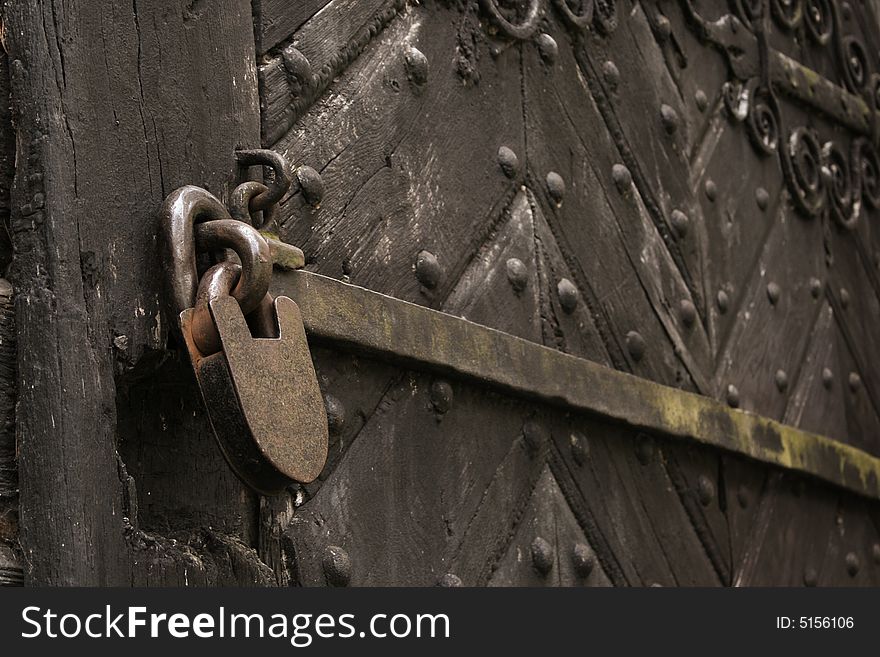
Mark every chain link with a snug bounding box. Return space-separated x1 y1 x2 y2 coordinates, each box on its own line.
161 149 293 354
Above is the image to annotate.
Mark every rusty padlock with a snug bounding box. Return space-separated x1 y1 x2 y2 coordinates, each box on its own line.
162 184 328 495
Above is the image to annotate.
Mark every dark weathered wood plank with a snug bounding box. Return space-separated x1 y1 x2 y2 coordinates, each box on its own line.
0 279 17 585
258 0 406 144
733 473 838 586
549 421 719 586
712 200 826 420
693 119 787 362
272 5 525 312
487 466 611 587
0 48 13 272
443 191 544 344
523 21 711 392
287 368 545 586
578 5 707 319
254 0 333 54
3 0 263 585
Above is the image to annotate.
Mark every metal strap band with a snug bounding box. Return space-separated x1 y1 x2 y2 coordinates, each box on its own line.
274 270 880 501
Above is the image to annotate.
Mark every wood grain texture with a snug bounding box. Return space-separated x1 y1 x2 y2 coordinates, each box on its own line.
2 0 264 585
0 49 13 274
257 0 406 145
3 0 878 587
260 0 880 587
0 279 17 584
254 0 334 54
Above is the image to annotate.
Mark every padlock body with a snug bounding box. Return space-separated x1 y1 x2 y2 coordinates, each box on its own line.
180 295 329 495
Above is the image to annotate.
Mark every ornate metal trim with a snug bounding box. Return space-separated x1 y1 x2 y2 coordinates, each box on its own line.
679 0 880 226
274 270 880 501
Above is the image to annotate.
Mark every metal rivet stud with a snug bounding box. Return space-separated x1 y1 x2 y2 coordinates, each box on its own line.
697 475 715 506
704 179 717 201
810 277 822 299
822 368 834 389
404 46 429 86
671 209 689 237
635 433 655 465
506 257 528 292
717 289 730 314
726 384 740 408
803 567 818 587
522 420 546 452
655 14 672 41
296 166 325 207
755 187 769 210
546 172 566 205
437 573 462 587
536 33 558 64
679 299 697 328
840 288 850 309
324 394 346 435
602 60 620 91
660 104 679 134
775 369 788 393
322 546 352 587
415 250 442 289
845 552 860 577
695 89 708 112
498 146 519 178
626 330 646 362
430 380 454 414
766 282 781 306
531 537 554 575
281 46 314 95
572 543 595 578
848 372 861 392
612 163 632 192
557 278 579 313
570 431 589 466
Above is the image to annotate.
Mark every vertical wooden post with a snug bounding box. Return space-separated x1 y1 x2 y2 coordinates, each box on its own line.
1 0 262 585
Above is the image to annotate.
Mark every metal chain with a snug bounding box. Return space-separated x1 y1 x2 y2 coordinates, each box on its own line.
232 149 292 228
161 149 293 354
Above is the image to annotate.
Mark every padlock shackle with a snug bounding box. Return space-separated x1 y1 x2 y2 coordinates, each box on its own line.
190 261 241 355
194 219 272 317
160 185 230 321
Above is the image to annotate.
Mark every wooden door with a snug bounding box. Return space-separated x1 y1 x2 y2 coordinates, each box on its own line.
1 0 880 586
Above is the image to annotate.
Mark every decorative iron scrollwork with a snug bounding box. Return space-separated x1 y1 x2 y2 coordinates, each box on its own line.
731 0 765 28
804 0 833 45
823 142 857 229
870 74 880 110
722 80 750 121
552 0 595 29
783 127 826 217
771 0 803 31
478 0 614 39
852 138 880 210
841 35 869 93
593 0 617 34
681 0 879 228
479 0 543 39
746 83 782 155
